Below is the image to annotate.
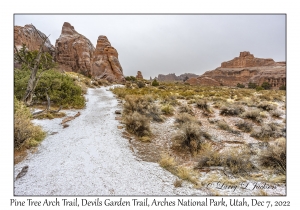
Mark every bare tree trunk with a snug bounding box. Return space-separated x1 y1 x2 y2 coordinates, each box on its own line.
21 28 50 106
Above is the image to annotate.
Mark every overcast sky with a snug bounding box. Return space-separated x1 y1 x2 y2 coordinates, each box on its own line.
14 14 286 79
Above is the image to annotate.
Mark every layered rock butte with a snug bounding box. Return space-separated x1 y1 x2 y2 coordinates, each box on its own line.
14 22 125 83
187 51 286 89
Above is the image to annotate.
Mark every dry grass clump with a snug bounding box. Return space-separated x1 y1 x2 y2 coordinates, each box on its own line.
222 147 255 174
123 95 149 115
195 99 211 112
259 138 286 174
250 123 282 140
159 153 177 175
220 104 245 116
257 101 277 111
175 113 197 125
270 109 284 118
217 120 240 134
178 104 195 116
161 104 174 115
196 142 222 168
197 143 255 175
14 97 46 149
172 122 211 155
235 120 253 133
241 108 262 123
123 111 151 137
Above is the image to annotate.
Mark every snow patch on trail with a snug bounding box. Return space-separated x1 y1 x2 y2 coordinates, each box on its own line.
14 87 204 196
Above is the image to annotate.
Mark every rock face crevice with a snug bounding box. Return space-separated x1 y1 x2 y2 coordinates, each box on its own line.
187 51 286 89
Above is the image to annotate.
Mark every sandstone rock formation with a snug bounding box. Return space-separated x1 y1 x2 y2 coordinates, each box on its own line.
91 35 125 83
136 71 143 80
55 22 95 76
157 73 199 82
187 51 286 89
14 24 55 56
15 22 126 83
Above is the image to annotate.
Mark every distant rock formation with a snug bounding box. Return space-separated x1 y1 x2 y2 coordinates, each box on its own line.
55 22 95 77
14 24 55 56
136 71 143 80
157 73 199 82
91 35 125 83
186 51 286 89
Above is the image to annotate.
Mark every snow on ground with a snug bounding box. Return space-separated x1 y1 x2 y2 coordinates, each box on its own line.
14 87 205 196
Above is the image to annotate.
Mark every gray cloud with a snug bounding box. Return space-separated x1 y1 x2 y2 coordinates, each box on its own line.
14 14 285 79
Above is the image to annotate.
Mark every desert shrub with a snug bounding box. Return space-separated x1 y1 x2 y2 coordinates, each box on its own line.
279 85 286 90
161 104 174 115
136 80 145 88
147 104 164 122
14 97 45 149
196 142 222 168
195 99 209 111
271 109 284 118
222 147 255 174
123 95 149 115
178 104 195 116
125 76 137 81
235 120 253 133
237 83 245 88
175 113 195 125
261 82 271 90
173 122 210 154
241 108 262 122
123 111 151 137
220 104 244 116
257 101 276 111
259 138 286 174
256 86 264 91
217 120 231 131
152 79 159 86
14 69 85 108
159 153 176 170
250 123 282 140
248 82 257 89
197 144 255 175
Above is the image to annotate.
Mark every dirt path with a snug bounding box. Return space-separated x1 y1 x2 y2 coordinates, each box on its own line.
14 87 204 196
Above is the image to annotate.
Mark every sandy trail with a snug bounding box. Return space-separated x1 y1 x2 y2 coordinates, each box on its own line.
14 87 204 196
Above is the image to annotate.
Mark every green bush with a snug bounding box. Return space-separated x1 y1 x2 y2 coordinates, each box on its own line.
261 82 271 90
14 69 85 108
256 86 264 91
248 82 257 89
125 76 137 81
237 83 245 88
279 85 286 90
152 79 159 86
